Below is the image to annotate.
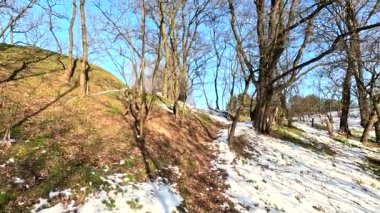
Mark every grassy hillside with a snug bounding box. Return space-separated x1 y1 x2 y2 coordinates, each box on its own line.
0 44 230 212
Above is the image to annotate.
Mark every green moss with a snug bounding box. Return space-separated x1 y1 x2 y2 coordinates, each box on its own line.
351 129 363 137
12 134 49 159
333 135 349 144
10 126 24 139
102 198 116 210
0 192 14 209
272 125 335 155
108 105 123 115
313 123 327 131
360 156 380 178
155 157 169 168
148 160 156 172
195 112 214 126
272 125 306 145
126 199 143 209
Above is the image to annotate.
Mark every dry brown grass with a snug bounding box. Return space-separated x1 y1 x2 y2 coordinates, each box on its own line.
0 44 233 212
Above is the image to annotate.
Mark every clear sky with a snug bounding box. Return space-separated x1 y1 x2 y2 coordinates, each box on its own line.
3 0 337 110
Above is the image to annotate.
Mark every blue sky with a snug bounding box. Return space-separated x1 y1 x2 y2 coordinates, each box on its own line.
2 0 337 109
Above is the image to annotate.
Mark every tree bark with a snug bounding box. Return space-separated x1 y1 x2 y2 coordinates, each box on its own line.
253 85 275 134
9 16 14 45
1 129 11 148
228 77 251 144
344 0 370 127
280 92 292 127
160 1 169 98
214 70 220 110
64 0 77 83
325 114 335 136
79 0 88 96
361 110 376 143
339 62 352 135
375 122 380 143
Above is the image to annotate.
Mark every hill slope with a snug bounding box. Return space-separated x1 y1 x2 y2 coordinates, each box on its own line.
0 44 230 212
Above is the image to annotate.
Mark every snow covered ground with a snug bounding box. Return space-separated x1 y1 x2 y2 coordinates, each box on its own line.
29 107 379 213
304 108 376 138
210 113 380 212
32 175 184 213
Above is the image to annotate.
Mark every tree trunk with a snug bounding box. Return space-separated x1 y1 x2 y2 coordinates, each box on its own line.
9 16 14 45
375 121 380 143
253 86 274 134
339 62 352 135
160 2 169 98
356 80 370 127
79 0 88 96
325 114 335 136
345 0 370 128
361 110 376 143
280 92 292 127
228 78 251 144
64 0 77 83
1 129 11 148
214 70 220 110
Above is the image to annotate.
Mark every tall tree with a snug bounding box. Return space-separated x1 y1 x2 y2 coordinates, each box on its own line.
228 0 380 134
64 0 77 84
79 0 88 96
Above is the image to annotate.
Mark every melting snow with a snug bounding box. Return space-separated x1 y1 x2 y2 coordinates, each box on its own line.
13 177 25 184
31 175 184 213
208 111 380 213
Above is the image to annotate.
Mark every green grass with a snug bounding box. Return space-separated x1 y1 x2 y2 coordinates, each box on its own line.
360 156 380 178
194 111 215 126
0 192 14 210
272 125 336 155
333 135 350 144
108 105 123 115
127 199 143 210
313 123 327 131
102 198 116 210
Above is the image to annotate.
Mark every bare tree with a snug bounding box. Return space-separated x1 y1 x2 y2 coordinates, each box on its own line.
0 0 36 40
64 0 77 83
79 0 88 96
228 0 380 134
37 0 65 53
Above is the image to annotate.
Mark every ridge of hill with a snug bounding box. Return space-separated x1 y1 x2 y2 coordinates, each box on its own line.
0 44 231 212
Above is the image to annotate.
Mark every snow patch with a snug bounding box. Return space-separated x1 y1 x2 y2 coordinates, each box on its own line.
13 177 25 184
208 112 380 212
31 175 184 213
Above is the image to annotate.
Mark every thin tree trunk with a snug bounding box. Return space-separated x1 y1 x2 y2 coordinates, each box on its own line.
228 77 251 144
160 2 169 98
280 92 292 127
214 70 220 110
361 110 376 143
1 129 11 148
79 0 88 96
0 0 36 39
138 0 147 138
9 16 14 45
64 0 77 83
339 62 352 136
325 114 335 136
375 121 380 143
